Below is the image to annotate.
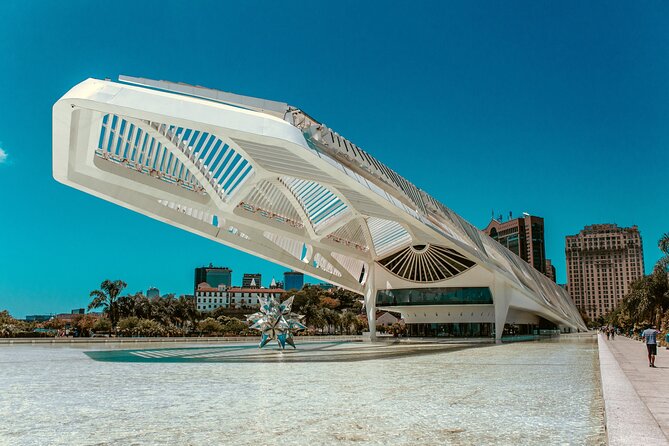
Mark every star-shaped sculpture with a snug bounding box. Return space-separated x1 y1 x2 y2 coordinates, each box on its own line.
247 295 306 349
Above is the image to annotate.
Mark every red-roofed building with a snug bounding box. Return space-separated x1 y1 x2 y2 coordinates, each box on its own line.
195 283 286 312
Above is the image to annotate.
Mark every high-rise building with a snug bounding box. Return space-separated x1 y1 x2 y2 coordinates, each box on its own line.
545 260 556 283
147 287 160 298
243 273 262 289
283 271 304 291
565 224 645 320
194 265 232 291
483 214 547 274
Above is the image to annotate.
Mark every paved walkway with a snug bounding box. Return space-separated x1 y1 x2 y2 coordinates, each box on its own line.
599 333 669 445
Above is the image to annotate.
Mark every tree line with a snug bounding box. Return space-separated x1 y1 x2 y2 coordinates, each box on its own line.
604 233 669 334
0 281 372 338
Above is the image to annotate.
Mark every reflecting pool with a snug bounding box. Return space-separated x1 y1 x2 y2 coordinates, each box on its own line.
0 336 604 445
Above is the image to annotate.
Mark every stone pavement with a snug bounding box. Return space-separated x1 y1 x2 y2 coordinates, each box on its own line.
598 333 669 445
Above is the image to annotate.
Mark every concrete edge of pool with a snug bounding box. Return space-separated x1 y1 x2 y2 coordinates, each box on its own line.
598 335 667 445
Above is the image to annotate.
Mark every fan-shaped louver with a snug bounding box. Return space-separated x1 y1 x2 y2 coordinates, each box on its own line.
378 244 476 282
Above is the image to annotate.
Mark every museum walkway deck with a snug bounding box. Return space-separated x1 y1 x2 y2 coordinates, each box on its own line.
598 333 669 445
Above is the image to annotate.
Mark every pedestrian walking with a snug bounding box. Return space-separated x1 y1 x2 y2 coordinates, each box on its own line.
606 328 610 340
642 325 660 368
611 328 615 340
665 331 669 350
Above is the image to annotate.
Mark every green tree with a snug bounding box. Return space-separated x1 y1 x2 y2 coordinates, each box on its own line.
136 319 164 336
44 317 66 330
320 308 341 334
93 318 112 334
0 311 28 337
340 311 358 335
74 314 98 337
175 295 200 332
331 288 363 311
88 280 127 332
292 285 323 313
198 318 223 335
657 233 669 273
620 268 669 328
118 317 141 336
387 322 406 337
221 318 248 335
320 296 340 310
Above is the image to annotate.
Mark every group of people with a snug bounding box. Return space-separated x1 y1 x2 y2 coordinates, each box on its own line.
601 326 618 340
601 324 668 368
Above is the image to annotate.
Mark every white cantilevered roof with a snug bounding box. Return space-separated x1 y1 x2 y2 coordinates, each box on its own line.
53 76 586 331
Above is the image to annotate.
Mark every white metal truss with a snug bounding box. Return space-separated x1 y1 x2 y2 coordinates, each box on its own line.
53 76 587 337
378 244 476 282
366 217 412 257
279 176 350 234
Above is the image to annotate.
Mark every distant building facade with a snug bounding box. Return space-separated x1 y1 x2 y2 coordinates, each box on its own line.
242 273 262 289
283 271 304 291
565 224 645 320
483 214 547 274
25 315 52 322
194 265 232 291
376 311 401 327
195 284 285 312
146 287 160 298
545 259 556 283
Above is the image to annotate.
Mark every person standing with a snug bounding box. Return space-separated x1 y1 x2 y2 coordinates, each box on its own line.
642 325 660 368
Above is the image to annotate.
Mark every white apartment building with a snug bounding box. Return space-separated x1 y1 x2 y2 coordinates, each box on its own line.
195 283 285 312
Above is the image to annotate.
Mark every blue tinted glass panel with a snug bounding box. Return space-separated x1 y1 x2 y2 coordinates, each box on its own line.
377 287 493 306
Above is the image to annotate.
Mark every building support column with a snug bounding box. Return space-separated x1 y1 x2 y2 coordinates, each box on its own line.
493 278 509 344
364 266 376 341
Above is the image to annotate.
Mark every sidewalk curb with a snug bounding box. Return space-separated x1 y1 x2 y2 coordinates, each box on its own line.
598 335 667 445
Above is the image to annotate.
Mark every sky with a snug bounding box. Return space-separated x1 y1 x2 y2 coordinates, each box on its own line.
0 1 667 318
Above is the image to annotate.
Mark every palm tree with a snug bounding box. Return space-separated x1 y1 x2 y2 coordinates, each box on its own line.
340 311 357 335
659 233 669 256
88 279 127 332
657 233 669 273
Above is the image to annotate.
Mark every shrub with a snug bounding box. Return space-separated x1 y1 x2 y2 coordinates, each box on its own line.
198 318 224 335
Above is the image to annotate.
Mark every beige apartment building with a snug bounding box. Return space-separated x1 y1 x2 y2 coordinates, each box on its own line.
565 224 644 320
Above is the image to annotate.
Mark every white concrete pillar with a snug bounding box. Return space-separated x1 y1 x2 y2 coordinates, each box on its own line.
364 267 376 340
493 277 509 344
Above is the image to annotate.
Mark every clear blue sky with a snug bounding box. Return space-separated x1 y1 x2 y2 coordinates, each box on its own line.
1 1 667 317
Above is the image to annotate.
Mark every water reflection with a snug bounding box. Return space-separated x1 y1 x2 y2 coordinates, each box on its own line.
0 336 605 445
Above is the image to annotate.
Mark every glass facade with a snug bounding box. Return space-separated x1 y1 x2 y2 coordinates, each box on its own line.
207 271 232 288
194 266 232 290
284 271 304 291
376 287 493 306
407 323 493 337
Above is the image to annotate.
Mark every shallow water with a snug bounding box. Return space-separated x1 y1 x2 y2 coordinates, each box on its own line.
0 337 605 445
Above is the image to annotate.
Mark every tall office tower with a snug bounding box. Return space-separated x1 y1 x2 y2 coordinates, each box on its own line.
545 259 556 283
283 271 304 291
565 224 645 320
483 214 547 274
194 264 232 291
243 273 262 288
